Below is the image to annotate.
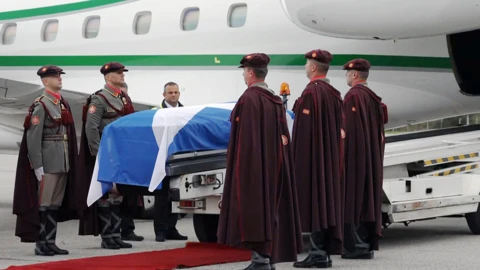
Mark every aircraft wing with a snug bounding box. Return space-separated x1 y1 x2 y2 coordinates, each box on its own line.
0 77 156 154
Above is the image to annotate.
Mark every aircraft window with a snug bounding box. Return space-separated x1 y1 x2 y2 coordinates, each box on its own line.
83 16 101 39
1 23 17 45
181 7 200 31
228 4 247 28
133 11 152 35
42 19 58 42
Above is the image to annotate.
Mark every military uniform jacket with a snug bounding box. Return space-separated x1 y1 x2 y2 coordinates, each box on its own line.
27 91 69 174
85 85 131 156
78 85 136 237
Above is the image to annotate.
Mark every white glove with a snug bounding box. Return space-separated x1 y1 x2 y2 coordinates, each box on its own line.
34 167 44 181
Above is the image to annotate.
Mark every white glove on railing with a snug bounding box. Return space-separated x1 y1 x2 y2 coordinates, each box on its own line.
34 167 44 181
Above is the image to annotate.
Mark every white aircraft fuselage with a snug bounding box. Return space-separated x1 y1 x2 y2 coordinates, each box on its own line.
0 0 479 152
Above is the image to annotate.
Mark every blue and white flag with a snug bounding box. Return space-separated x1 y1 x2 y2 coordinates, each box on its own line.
87 102 295 206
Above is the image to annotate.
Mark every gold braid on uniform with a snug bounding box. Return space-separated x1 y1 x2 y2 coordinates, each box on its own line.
60 98 74 125
23 102 37 129
23 96 74 130
121 92 135 115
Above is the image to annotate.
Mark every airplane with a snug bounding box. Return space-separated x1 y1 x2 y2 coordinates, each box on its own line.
1 0 480 154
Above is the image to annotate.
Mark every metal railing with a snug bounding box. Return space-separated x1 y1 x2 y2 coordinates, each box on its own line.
386 112 480 135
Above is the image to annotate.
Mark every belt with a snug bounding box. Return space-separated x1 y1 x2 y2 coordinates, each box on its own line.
43 134 68 141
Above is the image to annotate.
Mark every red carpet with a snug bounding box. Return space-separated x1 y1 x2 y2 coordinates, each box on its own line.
6 242 251 270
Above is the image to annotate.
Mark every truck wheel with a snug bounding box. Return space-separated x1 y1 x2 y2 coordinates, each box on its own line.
193 214 219 242
465 203 480 234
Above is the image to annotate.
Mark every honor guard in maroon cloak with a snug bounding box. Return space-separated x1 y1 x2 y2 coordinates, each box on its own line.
341 59 388 259
77 62 144 249
217 53 303 270
12 66 79 256
291 50 345 268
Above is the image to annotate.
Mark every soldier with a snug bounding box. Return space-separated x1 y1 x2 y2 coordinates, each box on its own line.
114 80 144 242
291 49 344 268
217 53 303 270
78 62 144 249
341 59 388 259
12 66 79 256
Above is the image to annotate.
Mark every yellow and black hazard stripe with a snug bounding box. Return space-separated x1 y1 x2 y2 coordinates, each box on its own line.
424 152 479 166
432 163 479 176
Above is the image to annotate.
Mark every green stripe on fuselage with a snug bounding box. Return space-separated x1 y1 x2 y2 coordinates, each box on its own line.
0 0 127 21
0 54 452 69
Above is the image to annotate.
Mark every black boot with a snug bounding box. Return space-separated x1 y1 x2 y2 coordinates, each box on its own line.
243 251 272 270
97 204 120 249
155 232 166 242
45 207 69 255
121 232 144 241
35 207 54 256
293 254 332 268
111 204 132 248
166 230 188 240
341 249 374 259
341 223 374 260
244 263 271 270
293 231 332 268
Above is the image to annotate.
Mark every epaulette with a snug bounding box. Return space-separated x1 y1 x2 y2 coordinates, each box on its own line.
89 89 103 98
83 89 103 122
24 95 44 129
34 95 44 104
85 89 103 103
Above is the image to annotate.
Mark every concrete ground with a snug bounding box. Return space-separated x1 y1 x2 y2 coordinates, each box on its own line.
0 154 478 269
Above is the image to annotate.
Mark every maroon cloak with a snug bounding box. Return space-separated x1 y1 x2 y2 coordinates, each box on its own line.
291 78 345 255
77 90 143 236
343 83 388 250
12 97 79 243
217 86 303 264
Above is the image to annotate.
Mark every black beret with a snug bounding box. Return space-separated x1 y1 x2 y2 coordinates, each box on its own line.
304 49 333 64
238 53 270 68
100 62 129 75
343 58 371 72
37 66 65 78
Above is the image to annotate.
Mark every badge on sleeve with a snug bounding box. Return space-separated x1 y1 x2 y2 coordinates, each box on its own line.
88 105 96 114
31 115 40 125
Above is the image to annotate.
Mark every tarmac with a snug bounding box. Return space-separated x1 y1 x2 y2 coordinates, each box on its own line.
0 154 478 269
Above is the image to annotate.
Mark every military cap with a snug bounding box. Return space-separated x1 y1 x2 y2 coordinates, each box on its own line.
343 58 371 72
238 53 270 68
37 66 65 78
304 49 333 64
100 62 129 75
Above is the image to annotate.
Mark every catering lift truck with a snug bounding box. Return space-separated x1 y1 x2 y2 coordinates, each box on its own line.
165 125 480 242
